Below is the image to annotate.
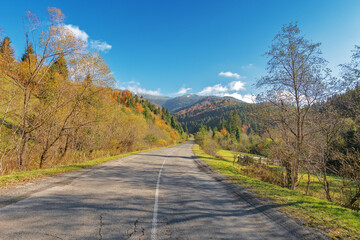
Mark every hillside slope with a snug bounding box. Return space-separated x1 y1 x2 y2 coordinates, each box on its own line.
163 94 205 112
173 97 256 133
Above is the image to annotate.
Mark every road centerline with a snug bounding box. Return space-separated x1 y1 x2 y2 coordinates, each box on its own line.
151 158 166 240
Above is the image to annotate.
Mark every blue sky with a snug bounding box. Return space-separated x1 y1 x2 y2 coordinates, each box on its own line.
1 0 360 102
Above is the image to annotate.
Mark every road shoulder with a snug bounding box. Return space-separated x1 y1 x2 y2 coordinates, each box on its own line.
192 147 329 240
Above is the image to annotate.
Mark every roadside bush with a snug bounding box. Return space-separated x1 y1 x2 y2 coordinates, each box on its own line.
195 125 209 147
145 133 159 145
241 163 284 186
203 138 219 156
239 134 250 153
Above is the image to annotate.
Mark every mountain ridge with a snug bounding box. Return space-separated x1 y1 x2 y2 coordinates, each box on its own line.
139 93 246 112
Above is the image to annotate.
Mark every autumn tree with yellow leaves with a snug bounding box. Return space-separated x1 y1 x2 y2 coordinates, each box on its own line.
0 8 185 173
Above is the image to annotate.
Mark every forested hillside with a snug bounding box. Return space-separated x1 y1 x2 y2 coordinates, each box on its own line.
163 94 205 112
0 8 185 174
174 96 259 133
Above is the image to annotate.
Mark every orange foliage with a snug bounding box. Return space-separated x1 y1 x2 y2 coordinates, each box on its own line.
152 114 180 140
220 128 227 135
241 125 248 133
170 131 177 140
135 103 144 113
122 106 132 112
122 90 132 101
113 90 120 99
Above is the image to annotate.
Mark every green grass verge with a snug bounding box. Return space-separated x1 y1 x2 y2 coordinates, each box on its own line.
193 144 360 240
217 149 347 202
0 143 179 188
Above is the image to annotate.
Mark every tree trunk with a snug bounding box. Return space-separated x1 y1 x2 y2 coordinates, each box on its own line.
59 135 70 159
323 166 332 202
17 90 30 169
39 150 47 168
291 172 297 190
306 168 311 195
18 132 28 168
285 164 292 188
291 158 298 190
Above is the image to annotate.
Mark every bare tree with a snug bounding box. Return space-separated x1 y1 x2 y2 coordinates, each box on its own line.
309 104 347 201
333 149 360 209
257 22 331 190
230 141 240 166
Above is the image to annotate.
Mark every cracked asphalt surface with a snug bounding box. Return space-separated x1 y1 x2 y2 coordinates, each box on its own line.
0 141 326 239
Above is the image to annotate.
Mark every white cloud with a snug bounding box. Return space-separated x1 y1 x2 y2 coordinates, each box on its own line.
241 64 253 69
119 81 161 96
175 87 192 95
219 71 246 79
198 81 246 96
197 81 255 103
90 40 112 52
198 84 228 95
228 81 245 91
64 24 89 42
224 93 256 103
64 24 112 53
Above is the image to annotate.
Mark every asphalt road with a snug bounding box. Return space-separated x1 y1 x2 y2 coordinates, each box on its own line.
0 141 325 240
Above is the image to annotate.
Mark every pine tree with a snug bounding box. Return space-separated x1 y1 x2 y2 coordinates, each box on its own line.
235 127 241 142
21 44 34 62
51 54 68 77
227 110 242 135
0 37 15 56
213 126 218 133
170 116 177 129
143 107 152 119
218 117 225 130
0 37 15 63
184 123 189 134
